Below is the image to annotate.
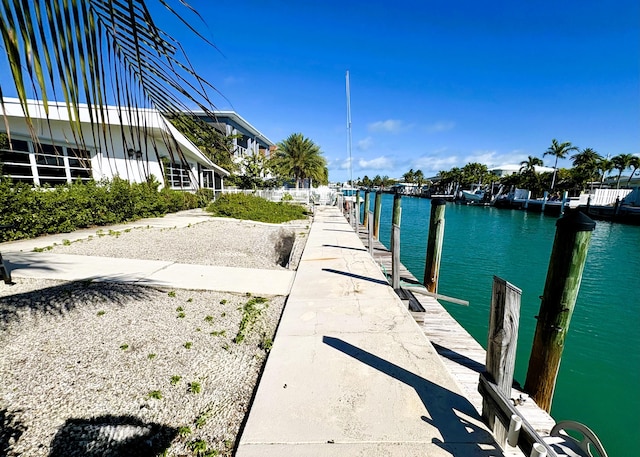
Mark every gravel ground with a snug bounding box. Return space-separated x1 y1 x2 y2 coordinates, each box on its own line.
0 217 310 457
47 218 310 269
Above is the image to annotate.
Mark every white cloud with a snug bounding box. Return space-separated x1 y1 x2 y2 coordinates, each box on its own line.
358 156 393 170
357 136 374 151
367 119 406 134
425 121 455 133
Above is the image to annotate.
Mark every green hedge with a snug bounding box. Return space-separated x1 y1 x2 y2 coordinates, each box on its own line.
207 192 309 223
0 178 207 242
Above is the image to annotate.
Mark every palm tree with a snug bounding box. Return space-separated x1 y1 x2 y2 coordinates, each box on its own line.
596 157 614 188
611 153 635 188
571 148 602 191
273 133 327 189
1 1 217 174
414 169 425 189
402 169 415 183
626 156 640 187
543 139 578 190
519 156 544 173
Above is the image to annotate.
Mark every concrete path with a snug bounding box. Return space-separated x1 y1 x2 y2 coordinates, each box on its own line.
235 206 503 456
1 210 295 296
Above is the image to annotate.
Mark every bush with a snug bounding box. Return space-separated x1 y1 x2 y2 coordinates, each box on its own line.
0 177 207 242
206 193 309 223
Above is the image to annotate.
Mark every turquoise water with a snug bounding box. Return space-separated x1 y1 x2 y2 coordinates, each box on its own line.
369 193 640 457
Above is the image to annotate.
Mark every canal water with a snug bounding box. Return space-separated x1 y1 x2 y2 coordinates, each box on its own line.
369 193 639 457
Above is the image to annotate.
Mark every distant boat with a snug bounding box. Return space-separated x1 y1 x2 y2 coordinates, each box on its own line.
461 188 485 202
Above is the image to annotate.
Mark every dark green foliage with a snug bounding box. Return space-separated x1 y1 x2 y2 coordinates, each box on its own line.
206 193 308 223
0 177 204 242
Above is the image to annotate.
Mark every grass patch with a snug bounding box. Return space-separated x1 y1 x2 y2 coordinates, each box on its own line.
147 390 162 400
170 375 182 385
188 381 201 394
96 310 105 316
184 342 193 349
207 193 309 223
119 344 129 351
234 297 269 344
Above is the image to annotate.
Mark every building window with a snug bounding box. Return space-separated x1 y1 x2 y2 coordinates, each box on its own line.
0 139 33 184
0 139 92 186
165 161 192 188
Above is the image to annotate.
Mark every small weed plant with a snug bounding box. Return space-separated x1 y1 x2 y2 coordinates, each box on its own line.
170 375 182 385
188 381 201 394
147 390 162 400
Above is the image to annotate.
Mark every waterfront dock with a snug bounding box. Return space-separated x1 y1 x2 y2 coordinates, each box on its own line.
235 205 503 456
354 221 557 440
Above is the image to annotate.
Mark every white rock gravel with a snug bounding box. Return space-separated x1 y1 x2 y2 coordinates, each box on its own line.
0 217 309 457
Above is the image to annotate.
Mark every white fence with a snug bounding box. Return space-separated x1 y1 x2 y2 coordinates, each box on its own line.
220 188 337 206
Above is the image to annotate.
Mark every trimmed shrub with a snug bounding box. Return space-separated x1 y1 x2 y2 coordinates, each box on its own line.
207 193 309 223
0 177 207 242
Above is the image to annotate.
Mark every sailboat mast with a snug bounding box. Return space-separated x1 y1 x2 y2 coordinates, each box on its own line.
346 70 353 187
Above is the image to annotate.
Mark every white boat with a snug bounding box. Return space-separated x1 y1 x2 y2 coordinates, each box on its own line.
461 188 485 202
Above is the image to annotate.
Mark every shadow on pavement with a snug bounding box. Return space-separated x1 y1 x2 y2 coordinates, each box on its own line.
322 336 503 456
0 280 155 330
48 415 177 457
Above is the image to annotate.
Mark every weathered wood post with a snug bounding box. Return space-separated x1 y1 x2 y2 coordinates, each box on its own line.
392 223 401 289
423 198 446 293
524 211 596 412
367 211 374 256
482 276 522 446
354 190 360 233
373 191 382 240
363 190 371 228
390 190 402 289
390 190 402 253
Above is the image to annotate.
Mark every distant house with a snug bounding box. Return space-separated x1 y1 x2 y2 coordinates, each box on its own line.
489 164 555 177
0 98 229 191
191 110 275 163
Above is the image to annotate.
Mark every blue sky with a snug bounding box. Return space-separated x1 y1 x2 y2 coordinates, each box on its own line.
3 1 639 183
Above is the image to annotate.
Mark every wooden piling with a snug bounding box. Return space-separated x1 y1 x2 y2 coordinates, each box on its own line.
367 211 374 256
392 224 400 289
390 190 402 262
483 276 522 446
373 191 382 240
423 198 446 293
524 211 596 412
363 190 371 228
354 192 360 234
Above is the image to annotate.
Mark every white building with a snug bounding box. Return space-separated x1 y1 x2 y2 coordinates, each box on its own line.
0 98 229 191
488 164 556 177
191 110 275 162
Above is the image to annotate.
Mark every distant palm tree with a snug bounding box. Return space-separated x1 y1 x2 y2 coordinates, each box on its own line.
612 153 635 188
1 0 217 171
626 156 640 187
596 157 614 188
543 139 578 190
273 133 327 189
519 156 544 173
571 148 602 190
414 169 425 188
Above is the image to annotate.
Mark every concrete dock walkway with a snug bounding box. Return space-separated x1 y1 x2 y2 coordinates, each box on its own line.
235 206 503 456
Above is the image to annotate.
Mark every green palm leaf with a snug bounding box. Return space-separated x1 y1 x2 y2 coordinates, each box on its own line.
1 0 219 179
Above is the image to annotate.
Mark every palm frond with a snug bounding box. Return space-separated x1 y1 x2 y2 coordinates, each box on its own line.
1 0 220 181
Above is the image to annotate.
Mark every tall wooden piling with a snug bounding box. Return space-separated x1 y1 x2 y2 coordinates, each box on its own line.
363 190 371 228
354 191 360 233
524 211 596 412
483 277 522 446
423 199 446 293
390 190 402 256
390 191 403 287
373 191 382 240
